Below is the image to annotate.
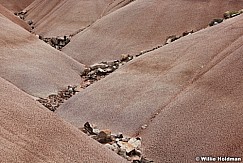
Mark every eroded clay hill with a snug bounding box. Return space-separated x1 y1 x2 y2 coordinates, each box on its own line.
62 0 243 65
0 4 31 31
0 13 84 98
0 77 127 163
23 0 133 37
1 0 243 162
0 0 34 12
56 14 243 162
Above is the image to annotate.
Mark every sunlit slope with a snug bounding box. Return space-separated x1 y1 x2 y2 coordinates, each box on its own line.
0 77 127 163
0 14 84 98
63 0 243 65
24 0 133 37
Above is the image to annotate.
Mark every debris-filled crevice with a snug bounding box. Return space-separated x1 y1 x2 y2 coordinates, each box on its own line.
80 122 154 163
135 9 243 136
37 35 71 50
14 10 35 30
208 9 243 26
35 29 196 111
37 85 78 111
80 54 133 88
13 10 87 50
36 9 243 114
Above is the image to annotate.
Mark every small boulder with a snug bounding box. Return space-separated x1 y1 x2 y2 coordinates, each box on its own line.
223 11 240 19
121 54 133 62
93 128 100 135
209 18 223 26
98 129 112 143
83 122 96 135
115 132 123 138
182 30 193 36
90 63 108 70
141 124 148 129
27 20 33 25
128 137 142 149
117 141 134 153
105 143 119 153
51 38 59 45
81 68 91 76
165 35 178 44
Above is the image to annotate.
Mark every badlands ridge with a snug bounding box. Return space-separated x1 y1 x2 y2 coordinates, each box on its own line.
1 0 243 162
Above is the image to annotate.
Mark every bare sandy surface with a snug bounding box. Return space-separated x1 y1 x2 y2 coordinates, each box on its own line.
0 0 34 12
62 0 243 65
56 14 243 162
1 1 243 162
0 14 84 98
0 4 31 31
24 0 133 37
0 77 127 163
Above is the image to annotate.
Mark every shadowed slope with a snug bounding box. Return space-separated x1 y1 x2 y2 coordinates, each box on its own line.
63 0 243 65
0 0 34 12
56 14 243 138
0 77 126 163
0 14 84 98
24 0 133 37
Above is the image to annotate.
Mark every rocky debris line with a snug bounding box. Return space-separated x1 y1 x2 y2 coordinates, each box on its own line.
80 29 195 89
165 10 243 44
14 10 35 30
209 9 243 26
209 18 224 26
164 30 194 45
80 54 133 88
36 29 196 110
36 35 71 50
37 85 78 111
81 122 153 163
135 45 163 57
224 9 243 19
14 10 27 20
14 10 70 49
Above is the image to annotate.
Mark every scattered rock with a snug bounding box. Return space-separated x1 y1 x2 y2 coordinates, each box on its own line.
122 137 130 142
116 132 123 138
128 137 142 149
121 54 133 62
93 128 100 135
90 63 108 70
27 20 33 25
80 59 121 88
140 157 154 163
40 36 71 50
141 124 148 129
117 141 135 153
209 18 223 26
37 85 78 111
97 129 112 143
209 9 243 27
80 122 154 162
182 30 193 36
165 35 180 44
83 122 97 135
104 143 119 153
14 10 27 20
223 10 241 19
